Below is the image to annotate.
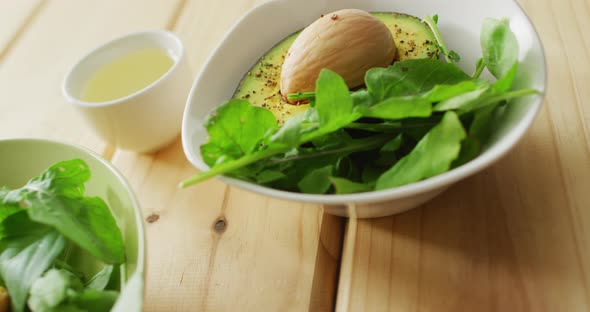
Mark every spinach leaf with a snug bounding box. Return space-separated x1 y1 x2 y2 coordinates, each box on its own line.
3 159 125 264
0 210 50 241
27 268 84 312
376 112 466 189
71 289 119 312
0 231 66 312
329 177 372 194
201 99 278 166
481 18 519 79
85 265 114 291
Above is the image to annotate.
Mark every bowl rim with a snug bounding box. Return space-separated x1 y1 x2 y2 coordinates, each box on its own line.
62 29 184 108
182 0 547 205
0 138 147 274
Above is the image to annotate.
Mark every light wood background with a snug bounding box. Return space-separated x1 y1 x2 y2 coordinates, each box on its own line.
0 0 588 311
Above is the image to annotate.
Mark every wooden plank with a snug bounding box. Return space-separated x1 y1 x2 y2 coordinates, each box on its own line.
112 142 344 311
108 0 344 310
0 0 44 59
0 0 183 154
335 0 590 310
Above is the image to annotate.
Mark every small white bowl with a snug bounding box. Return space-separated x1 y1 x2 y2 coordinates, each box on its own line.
181 0 546 217
63 30 193 153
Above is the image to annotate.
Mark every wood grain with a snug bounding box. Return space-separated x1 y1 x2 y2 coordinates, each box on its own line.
336 0 590 310
0 0 44 59
109 0 344 310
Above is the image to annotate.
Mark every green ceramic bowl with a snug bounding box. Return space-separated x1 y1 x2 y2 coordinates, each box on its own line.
0 138 145 311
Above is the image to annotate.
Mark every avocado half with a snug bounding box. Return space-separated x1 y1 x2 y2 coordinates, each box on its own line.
233 12 439 124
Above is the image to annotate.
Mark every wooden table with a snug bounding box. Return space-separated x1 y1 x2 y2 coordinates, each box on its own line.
1 0 588 311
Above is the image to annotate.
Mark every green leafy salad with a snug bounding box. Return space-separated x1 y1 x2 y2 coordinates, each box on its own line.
180 16 540 194
0 159 128 312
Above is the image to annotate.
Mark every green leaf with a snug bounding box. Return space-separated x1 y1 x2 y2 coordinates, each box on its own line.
492 62 518 92
3 159 125 264
0 210 50 241
85 265 114 291
433 85 490 112
270 109 318 147
424 80 488 102
315 69 354 127
111 272 143 312
201 99 278 166
481 18 519 79
360 96 432 120
380 135 404 153
27 269 84 312
376 112 466 189
0 231 66 312
366 59 471 101
351 89 373 107
71 289 119 312
329 177 372 194
472 58 486 78
255 170 287 184
469 104 501 146
297 166 333 194
448 50 461 62
452 137 481 168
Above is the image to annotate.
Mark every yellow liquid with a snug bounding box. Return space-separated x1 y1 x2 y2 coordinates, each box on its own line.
81 48 174 102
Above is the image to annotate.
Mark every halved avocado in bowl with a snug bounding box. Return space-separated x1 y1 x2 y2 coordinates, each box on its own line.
233 12 439 124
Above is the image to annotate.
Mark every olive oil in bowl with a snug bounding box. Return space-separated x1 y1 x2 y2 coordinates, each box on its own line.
81 48 174 103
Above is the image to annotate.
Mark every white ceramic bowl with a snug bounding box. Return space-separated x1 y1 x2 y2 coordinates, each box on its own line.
63 30 192 153
181 0 546 217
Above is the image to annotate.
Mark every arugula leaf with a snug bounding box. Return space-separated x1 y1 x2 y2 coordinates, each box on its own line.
0 231 66 312
492 62 518 92
424 80 488 102
201 99 278 166
315 69 354 127
481 18 519 79
271 108 318 147
452 137 481 168
360 96 432 120
329 177 372 194
423 15 460 63
469 104 500 145
254 170 287 184
433 85 490 111
297 166 333 194
366 59 470 101
27 268 84 312
376 112 466 189
85 265 114 291
473 58 486 78
2 159 125 264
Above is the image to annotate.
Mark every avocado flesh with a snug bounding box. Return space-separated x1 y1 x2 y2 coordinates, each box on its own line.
234 12 439 124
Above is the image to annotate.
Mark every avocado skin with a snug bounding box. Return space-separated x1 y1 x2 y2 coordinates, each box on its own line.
234 12 439 124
